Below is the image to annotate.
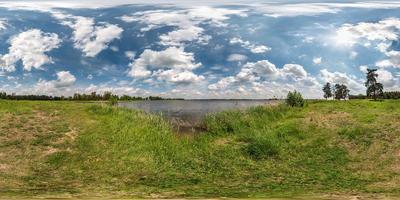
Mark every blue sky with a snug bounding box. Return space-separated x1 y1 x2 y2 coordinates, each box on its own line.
0 0 399 98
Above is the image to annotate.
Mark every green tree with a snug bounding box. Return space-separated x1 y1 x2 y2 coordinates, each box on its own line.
322 82 332 100
103 91 112 100
334 84 350 100
108 96 118 106
286 90 305 107
365 69 383 100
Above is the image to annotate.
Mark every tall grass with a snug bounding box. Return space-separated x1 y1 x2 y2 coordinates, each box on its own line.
2 100 400 197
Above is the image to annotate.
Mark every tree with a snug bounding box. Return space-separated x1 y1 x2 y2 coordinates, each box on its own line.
322 82 333 100
286 90 305 107
365 69 383 100
334 84 350 100
103 91 112 100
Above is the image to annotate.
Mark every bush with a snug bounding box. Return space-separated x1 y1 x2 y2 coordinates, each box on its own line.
108 96 118 106
286 90 305 107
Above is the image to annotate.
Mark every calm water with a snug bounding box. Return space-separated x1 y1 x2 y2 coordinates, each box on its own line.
118 100 279 126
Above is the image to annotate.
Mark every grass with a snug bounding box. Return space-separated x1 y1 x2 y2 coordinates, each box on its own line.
0 99 400 199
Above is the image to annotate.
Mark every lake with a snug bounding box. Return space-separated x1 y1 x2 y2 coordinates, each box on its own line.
118 100 279 133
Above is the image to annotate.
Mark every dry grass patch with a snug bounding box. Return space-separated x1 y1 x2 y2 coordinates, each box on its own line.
0 108 75 191
304 111 353 130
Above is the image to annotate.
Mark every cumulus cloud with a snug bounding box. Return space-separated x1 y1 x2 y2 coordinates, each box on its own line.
0 18 7 30
128 47 204 84
227 54 247 62
208 60 319 98
376 50 400 69
154 69 205 84
2 1 400 13
253 2 400 17
313 57 322 64
120 7 246 46
376 69 397 88
320 69 364 94
53 13 123 57
336 18 400 69
229 37 270 53
124 51 136 59
84 83 148 96
0 29 61 72
336 18 400 47
33 71 76 95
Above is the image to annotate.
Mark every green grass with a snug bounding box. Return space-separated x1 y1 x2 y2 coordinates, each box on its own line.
0 100 400 199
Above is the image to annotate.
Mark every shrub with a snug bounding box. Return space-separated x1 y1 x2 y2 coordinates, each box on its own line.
286 90 305 107
108 96 118 106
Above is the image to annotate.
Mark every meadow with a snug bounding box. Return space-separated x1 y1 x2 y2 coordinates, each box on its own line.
0 100 399 199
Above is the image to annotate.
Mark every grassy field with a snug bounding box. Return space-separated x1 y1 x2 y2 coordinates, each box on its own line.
0 100 400 199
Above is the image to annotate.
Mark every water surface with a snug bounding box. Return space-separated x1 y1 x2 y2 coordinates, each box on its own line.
119 100 279 129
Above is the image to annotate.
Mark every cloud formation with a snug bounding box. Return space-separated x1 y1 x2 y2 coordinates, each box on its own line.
0 29 61 72
229 37 271 54
227 54 247 62
33 71 76 95
128 47 204 84
320 69 364 94
120 7 246 47
208 60 319 98
336 18 400 70
0 18 6 30
53 13 123 57
336 18 400 47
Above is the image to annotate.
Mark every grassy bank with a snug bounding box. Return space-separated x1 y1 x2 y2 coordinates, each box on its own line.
0 100 400 199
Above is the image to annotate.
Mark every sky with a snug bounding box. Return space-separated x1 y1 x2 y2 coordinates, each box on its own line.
0 0 399 99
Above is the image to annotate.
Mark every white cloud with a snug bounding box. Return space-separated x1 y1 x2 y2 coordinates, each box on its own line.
110 46 119 52
120 7 246 46
2 1 400 18
159 26 205 46
0 18 7 30
125 51 136 60
119 15 136 23
207 76 236 90
335 18 400 69
33 71 76 95
359 65 368 73
84 83 148 96
313 57 322 64
53 71 76 88
255 3 339 17
154 69 205 84
229 37 270 53
53 13 123 57
128 47 204 84
252 2 400 17
376 69 397 88
227 54 247 62
376 50 400 69
0 29 61 72
336 18 400 47
281 64 308 80
350 51 358 59
319 69 364 94
208 60 318 98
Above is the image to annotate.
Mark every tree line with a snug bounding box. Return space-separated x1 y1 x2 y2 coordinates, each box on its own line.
0 91 183 101
323 68 399 100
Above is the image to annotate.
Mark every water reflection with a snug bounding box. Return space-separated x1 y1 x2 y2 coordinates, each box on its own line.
118 100 279 134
